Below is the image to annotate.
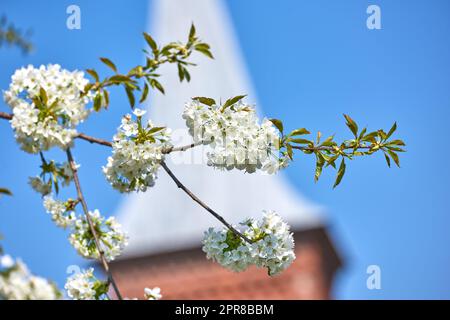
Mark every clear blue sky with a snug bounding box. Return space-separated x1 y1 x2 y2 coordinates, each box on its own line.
1 0 450 299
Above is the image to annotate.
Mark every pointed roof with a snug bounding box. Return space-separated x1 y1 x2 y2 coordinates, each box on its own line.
116 0 324 258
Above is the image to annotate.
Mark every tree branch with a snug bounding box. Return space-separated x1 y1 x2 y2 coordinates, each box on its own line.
0 112 12 120
65 148 123 300
159 160 252 244
0 112 199 153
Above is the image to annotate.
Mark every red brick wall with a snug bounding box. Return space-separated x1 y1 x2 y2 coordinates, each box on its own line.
111 238 334 300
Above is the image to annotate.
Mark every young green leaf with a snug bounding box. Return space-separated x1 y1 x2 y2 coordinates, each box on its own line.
289 128 310 136
85 69 99 82
333 158 346 188
143 32 158 53
269 118 284 134
384 152 391 168
387 149 400 167
0 188 12 196
125 86 135 108
149 78 165 94
343 114 358 137
140 83 149 103
93 94 102 112
192 97 216 106
386 122 397 140
100 57 117 73
221 95 247 111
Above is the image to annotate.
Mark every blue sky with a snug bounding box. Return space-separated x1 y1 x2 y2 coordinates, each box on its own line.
1 0 450 299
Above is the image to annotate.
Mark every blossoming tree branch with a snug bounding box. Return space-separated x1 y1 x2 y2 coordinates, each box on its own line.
0 24 405 300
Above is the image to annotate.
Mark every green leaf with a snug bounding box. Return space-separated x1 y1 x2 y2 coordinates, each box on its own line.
86 69 99 82
192 97 216 106
39 87 48 105
221 95 247 111
386 122 397 140
343 114 358 137
289 128 310 136
387 139 406 146
358 127 367 140
195 43 214 59
333 158 346 188
189 23 196 42
143 32 158 53
149 78 165 94
93 94 102 112
148 126 166 134
387 149 400 167
100 57 117 73
384 152 391 168
140 83 149 103
314 153 325 182
125 86 135 108
177 63 185 82
109 75 132 83
0 188 12 196
288 138 312 145
362 131 378 143
286 143 293 160
103 89 109 108
269 118 284 134
320 135 335 147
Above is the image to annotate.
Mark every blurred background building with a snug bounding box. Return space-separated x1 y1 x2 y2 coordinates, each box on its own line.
110 0 342 299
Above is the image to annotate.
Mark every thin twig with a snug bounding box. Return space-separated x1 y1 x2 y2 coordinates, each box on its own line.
65 148 123 300
159 160 252 244
0 112 12 120
162 141 204 154
1 112 199 153
76 133 112 147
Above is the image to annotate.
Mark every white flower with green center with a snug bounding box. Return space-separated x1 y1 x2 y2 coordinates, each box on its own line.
202 211 295 276
103 113 172 193
4 64 94 153
183 99 290 174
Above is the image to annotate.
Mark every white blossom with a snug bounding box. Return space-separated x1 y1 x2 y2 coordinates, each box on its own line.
202 211 295 276
183 99 290 174
0 257 61 300
4 64 93 153
0 255 14 268
43 195 76 228
28 176 51 196
64 268 98 300
103 113 171 193
144 287 162 300
68 209 128 261
132 108 147 117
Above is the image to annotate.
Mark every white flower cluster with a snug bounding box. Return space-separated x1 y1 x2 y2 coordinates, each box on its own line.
202 211 295 276
103 109 172 193
65 268 105 300
42 195 127 261
183 99 290 174
43 195 77 228
144 287 162 300
0 255 61 300
4 64 93 153
69 209 128 261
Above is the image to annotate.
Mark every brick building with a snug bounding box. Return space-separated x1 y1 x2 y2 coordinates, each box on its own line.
111 227 341 299
110 0 344 300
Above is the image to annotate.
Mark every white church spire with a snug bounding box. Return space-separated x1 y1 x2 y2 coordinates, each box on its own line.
116 0 324 258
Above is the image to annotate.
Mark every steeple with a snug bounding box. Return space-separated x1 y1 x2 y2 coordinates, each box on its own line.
116 0 324 258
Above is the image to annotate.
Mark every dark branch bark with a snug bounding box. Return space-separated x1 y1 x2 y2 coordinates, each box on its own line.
66 148 123 300
160 161 252 244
